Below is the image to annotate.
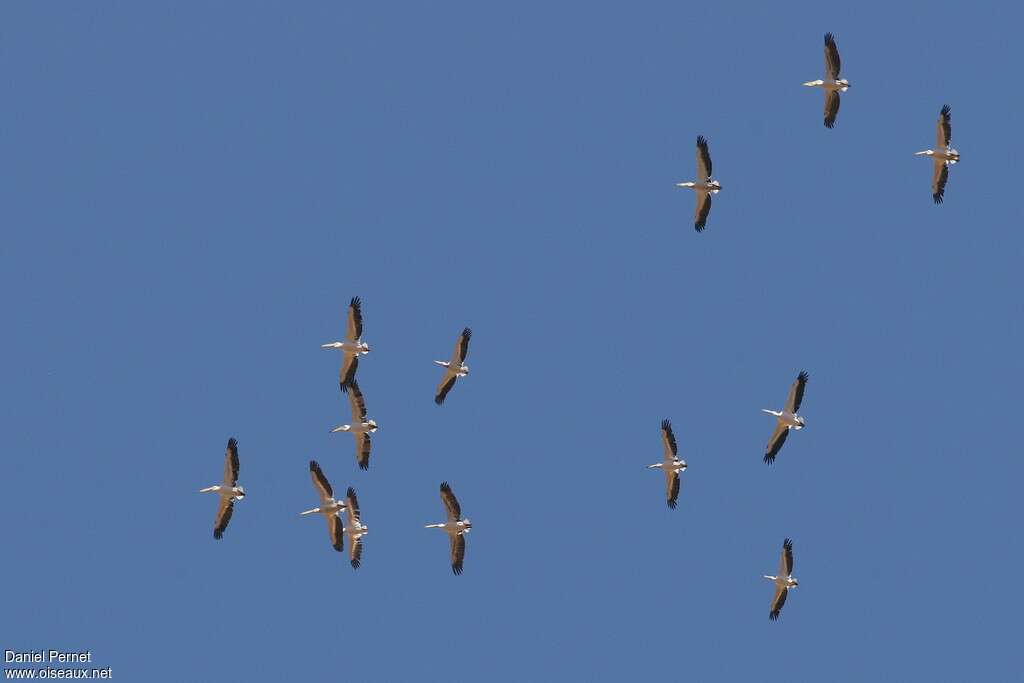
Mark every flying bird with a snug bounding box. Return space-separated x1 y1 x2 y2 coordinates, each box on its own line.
646 419 688 509
425 482 472 575
300 460 347 552
763 538 799 621
330 379 377 470
915 105 960 204
342 487 369 569
803 33 850 128
762 371 809 465
434 327 472 405
321 296 371 392
675 136 722 232
199 437 246 540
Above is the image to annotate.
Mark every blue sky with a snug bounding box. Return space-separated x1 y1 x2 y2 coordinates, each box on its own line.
2 1 1022 680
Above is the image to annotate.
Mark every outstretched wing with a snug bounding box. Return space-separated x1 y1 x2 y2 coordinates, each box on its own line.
779 538 795 576
440 481 462 521
661 419 678 459
346 487 361 522
785 371 809 413
694 191 712 232
764 423 790 465
223 437 240 487
213 499 234 540
824 91 841 129
937 104 952 149
932 159 949 204
449 327 472 365
309 460 334 503
769 584 788 621
328 513 344 552
339 353 358 393
824 32 841 80
666 469 681 510
695 135 713 180
450 533 466 575
354 432 372 471
435 374 458 405
348 380 368 423
350 535 364 569
346 296 363 342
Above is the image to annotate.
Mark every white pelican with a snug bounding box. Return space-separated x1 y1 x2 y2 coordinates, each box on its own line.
434 327 472 405
915 105 960 204
199 437 245 540
763 538 798 621
762 371 808 465
647 419 688 509
803 33 850 129
424 481 472 575
321 296 371 392
342 487 369 569
330 379 377 470
300 460 347 552
675 136 722 232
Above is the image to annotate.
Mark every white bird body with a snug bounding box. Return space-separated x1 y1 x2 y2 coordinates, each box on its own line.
330 421 377 435
648 419 687 508
765 539 799 621
323 297 370 392
199 438 245 539
330 379 377 469
916 105 960 204
434 328 472 405
426 482 472 574
425 520 472 534
676 136 722 232
762 372 809 465
302 461 349 553
804 33 850 128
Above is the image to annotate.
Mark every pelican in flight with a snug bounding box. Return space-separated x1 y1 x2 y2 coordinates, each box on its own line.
342 487 369 569
675 135 722 232
762 371 808 465
803 33 850 129
763 538 798 621
330 379 377 470
321 296 370 392
915 105 960 204
300 460 346 552
434 327 472 405
425 482 472 575
647 419 688 509
199 437 245 540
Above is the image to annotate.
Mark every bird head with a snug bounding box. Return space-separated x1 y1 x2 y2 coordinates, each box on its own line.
234 486 246 499
461 364 470 375
368 419 378 432
361 342 371 353
839 79 850 87
798 417 806 428
791 579 799 587
463 519 472 531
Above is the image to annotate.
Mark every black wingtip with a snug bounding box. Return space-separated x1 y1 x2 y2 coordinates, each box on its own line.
661 418 672 431
358 461 369 471
667 499 678 510
764 453 775 465
696 134 707 147
769 611 780 621
824 119 836 129
933 193 944 205
309 460 318 471
227 437 238 449
695 223 705 232
797 370 809 382
440 481 451 492
940 104 951 117
462 327 472 339
346 486 357 498
824 31 835 44
452 565 463 576
351 559 361 569
784 538 794 550
350 296 361 308
434 395 444 405
333 542 344 552
214 529 224 540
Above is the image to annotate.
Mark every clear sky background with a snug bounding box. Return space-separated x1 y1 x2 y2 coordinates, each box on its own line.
2 2 1022 680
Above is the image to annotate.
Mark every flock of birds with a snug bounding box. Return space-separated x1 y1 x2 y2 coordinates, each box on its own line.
677 33 960 231
199 295 476 575
197 32 963 621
